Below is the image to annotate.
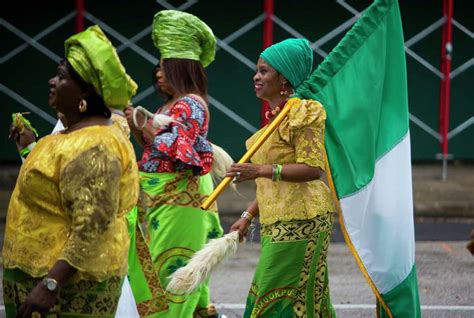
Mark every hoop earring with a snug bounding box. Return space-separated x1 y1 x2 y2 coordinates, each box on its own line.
78 99 88 113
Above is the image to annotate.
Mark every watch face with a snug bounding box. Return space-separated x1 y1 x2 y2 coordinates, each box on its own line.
44 278 58 291
47 280 57 290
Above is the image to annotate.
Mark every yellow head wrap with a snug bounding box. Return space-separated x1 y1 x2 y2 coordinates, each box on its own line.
152 10 216 67
64 25 138 110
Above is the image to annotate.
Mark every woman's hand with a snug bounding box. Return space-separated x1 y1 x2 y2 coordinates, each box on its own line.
124 105 146 130
225 163 272 183
16 282 57 318
124 105 135 128
9 124 36 151
230 217 251 242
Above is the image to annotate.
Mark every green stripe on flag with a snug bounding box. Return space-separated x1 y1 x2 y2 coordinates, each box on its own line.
297 0 409 197
378 265 421 318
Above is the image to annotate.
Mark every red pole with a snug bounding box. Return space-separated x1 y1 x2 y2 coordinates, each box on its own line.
261 0 274 127
75 0 85 33
438 0 453 179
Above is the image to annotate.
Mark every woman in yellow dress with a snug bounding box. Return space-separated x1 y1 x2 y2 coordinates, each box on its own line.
227 38 337 317
3 25 139 318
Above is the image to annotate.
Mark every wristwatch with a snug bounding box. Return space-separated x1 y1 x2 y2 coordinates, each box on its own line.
42 277 59 293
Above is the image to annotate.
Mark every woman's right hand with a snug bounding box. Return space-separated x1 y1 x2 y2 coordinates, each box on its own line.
17 282 58 318
230 217 251 242
9 124 36 151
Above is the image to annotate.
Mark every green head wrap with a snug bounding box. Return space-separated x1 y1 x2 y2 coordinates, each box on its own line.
260 38 313 89
64 25 138 110
152 10 216 67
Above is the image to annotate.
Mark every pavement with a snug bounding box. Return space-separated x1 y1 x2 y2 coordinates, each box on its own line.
208 241 474 318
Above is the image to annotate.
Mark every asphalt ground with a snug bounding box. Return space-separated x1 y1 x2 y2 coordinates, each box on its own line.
208 241 474 318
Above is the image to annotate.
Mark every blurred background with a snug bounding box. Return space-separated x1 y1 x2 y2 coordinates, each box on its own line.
1 0 473 163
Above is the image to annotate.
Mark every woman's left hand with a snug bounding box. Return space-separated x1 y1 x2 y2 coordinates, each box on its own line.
225 163 271 183
230 217 251 242
17 282 58 317
124 105 146 130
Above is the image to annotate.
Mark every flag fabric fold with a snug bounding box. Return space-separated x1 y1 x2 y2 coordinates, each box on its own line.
297 0 421 316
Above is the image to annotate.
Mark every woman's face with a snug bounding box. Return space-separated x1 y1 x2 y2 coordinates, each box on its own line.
253 58 281 101
48 61 82 115
155 59 175 96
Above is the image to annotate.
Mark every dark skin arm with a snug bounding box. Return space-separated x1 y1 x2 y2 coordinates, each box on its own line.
124 105 159 147
225 163 323 183
17 260 77 318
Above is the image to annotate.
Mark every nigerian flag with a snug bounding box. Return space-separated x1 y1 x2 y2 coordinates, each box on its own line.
297 0 421 317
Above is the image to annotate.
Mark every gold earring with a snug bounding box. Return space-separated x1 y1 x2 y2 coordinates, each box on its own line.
279 83 288 96
79 99 87 113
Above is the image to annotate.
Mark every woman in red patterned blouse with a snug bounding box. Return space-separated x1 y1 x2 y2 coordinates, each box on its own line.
123 41 225 318
129 60 214 176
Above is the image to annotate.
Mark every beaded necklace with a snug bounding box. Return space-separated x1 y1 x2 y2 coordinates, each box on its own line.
264 98 288 120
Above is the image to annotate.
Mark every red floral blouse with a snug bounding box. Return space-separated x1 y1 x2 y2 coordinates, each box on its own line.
139 96 213 175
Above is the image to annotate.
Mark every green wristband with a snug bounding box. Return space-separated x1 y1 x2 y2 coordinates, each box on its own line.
272 164 283 182
19 142 36 158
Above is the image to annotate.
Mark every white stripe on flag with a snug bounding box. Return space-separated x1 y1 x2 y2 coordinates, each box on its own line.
340 133 415 294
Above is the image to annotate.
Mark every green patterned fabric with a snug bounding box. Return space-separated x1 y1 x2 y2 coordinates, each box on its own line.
260 38 313 89
65 25 138 110
152 10 216 67
127 171 223 317
244 214 336 318
3 268 123 317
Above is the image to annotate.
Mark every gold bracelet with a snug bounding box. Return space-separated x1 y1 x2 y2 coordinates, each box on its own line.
240 211 254 221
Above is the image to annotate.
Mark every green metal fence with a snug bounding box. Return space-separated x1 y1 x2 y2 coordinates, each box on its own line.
1 0 472 162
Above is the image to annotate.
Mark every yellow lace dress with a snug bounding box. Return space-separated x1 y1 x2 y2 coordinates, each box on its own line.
246 97 334 225
3 122 139 281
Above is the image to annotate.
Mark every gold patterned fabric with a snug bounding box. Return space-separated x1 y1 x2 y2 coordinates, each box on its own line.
3 268 123 317
2 122 139 281
246 98 335 225
112 113 131 137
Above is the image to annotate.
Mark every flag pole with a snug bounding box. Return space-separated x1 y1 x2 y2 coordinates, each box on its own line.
201 98 297 210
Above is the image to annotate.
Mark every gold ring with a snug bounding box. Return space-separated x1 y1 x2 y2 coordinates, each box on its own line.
31 312 41 318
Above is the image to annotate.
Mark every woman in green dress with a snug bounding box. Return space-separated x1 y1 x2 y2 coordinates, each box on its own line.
124 10 225 318
228 38 337 318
